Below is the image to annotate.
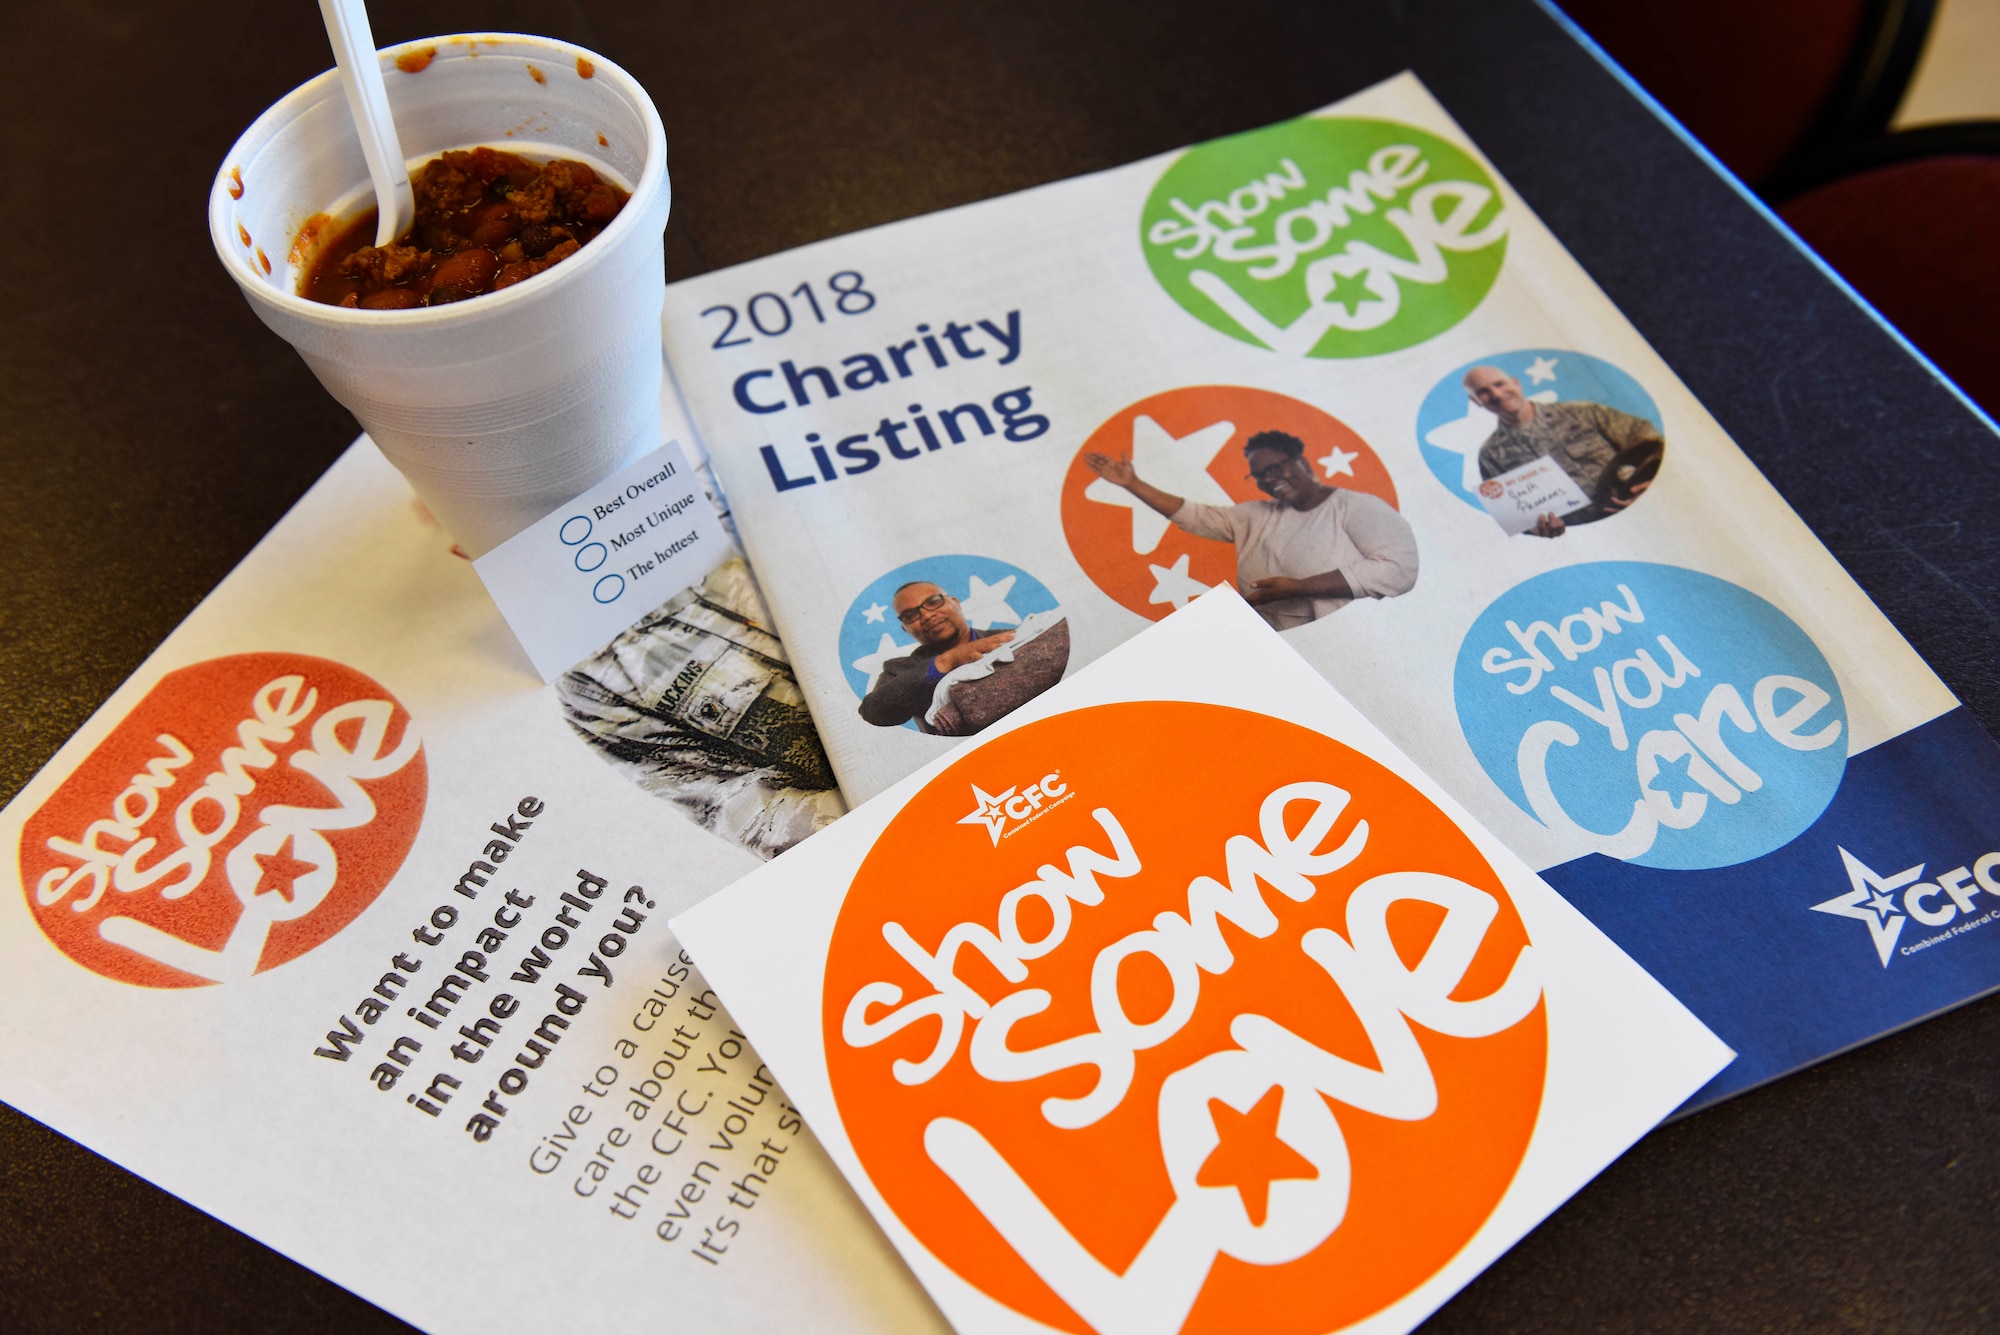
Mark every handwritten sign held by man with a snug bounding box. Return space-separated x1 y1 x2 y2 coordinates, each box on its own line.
1476 457 1593 536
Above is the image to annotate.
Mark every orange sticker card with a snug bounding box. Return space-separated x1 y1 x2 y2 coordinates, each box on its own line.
673 587 1732 1335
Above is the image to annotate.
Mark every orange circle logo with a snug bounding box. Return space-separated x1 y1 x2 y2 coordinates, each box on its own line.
823 702 1543 1334
19 653 427 987
1060 387 1396 622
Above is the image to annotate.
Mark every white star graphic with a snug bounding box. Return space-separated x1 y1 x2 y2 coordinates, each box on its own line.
1147 552 1211 609
959 573 1021 627
1086 415 1237 554
862 601 888 624
1524 355 1560 385
1317 445 1359 478
958 784 1017 846
1424 389 1561 493
851 631 914 693
1810 846 1926 967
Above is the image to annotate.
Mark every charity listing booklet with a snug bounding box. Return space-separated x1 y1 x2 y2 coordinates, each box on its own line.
658 70 2000 1110
671 588 1733 1335
0 431 954 1332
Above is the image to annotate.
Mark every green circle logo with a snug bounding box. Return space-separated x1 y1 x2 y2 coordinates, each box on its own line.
1142 117 1508 358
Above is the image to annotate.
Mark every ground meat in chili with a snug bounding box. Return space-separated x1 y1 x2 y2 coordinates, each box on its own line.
299 147 628 309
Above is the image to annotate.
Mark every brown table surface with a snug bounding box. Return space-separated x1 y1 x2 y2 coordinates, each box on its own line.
5 1 1999 1331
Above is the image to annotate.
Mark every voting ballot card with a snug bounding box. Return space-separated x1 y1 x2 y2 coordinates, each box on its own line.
672 588 1731 1335
474 440 731 682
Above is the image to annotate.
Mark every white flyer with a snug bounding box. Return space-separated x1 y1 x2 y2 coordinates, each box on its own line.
673 588 1731 1335
0 439 934 1333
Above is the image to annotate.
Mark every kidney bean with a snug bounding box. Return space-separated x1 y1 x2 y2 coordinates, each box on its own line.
359 287 422 310
518 223 558 258
428 247 499 295
471 209 518 248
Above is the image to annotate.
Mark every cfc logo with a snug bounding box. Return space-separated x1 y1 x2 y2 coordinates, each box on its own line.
1812 844 2000 967
19 653 426 987
959 773 1071 846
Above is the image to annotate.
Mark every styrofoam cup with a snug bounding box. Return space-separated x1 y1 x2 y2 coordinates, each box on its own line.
210 33 671 556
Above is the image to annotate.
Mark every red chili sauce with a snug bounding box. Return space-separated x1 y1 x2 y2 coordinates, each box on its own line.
300 147 627 309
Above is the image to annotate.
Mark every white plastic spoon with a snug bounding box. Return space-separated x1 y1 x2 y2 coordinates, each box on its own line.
317 0 413 247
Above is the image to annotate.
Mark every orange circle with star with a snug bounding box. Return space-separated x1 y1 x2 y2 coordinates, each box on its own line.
1061 386 1396 623
18 653 426 987
822 701 1544 1334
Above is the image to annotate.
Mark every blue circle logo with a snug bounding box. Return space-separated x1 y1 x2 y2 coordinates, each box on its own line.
1415 349 1661 509
1453 562 1846 870
840 556 1063 731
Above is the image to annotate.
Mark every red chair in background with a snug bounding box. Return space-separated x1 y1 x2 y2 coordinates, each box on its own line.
1559 0 1999 418
1776 125 2000 415
1557 0 1939 188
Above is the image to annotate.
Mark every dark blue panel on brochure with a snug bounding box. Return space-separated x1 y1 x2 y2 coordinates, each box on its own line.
1540 708 2000 1112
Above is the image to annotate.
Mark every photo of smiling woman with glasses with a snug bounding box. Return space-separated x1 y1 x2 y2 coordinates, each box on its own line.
1084 428 1419 630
